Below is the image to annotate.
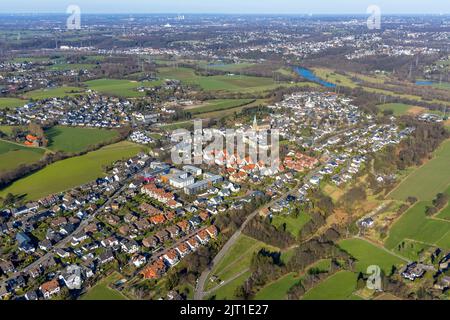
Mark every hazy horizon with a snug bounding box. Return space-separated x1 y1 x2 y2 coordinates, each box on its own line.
0 0 449 15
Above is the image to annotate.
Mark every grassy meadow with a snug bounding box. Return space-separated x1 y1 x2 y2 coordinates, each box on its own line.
46 126 119 153
0 141 143 200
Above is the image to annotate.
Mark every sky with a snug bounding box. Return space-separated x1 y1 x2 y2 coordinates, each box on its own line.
0 0 449 14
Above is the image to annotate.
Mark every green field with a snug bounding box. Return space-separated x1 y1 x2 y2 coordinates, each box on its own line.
384 201 450 251
48 63 96 71
254 273 300 300
81 273 128 300
0 98 27 109
206 235 279 291
437 202 450 220
0 125 20 136
302 271 358 300
0 140 45 173
253 259 331 300
46 126 119 153
160 120 195 131
85 79 161 97
158 67 285 93
312 68 450 107
207 271 251 300
194 98 269 119
377 103 417 116
186 99 253 115
339 238 406 273
0 141 143 200
389 140 450 201
24 86 85 100
271 213 311 237
200 62 256 72
392 239 432 261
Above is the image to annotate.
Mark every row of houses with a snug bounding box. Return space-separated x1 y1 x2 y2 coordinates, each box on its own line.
141 225 218 279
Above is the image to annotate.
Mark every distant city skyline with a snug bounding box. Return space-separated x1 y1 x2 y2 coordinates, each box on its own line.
0 0 449 14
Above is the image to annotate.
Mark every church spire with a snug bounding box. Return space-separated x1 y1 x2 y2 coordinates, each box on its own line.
253 115 258 131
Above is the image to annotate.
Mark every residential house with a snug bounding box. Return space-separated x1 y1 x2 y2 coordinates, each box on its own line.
40 279 60 299
141 259 167 279
163 249 180 266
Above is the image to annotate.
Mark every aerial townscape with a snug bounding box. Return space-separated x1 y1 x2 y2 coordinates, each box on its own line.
0 1 450 305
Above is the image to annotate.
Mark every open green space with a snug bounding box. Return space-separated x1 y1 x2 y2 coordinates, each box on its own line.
24 86 85 100
253 259 331 300
312 68 450 107
0 125 21 136
437 202 450 220
254 273 299 300
186 99 253 115
0 141 143 201
199 62 256 72
46 126 119 153
158 67 289 93
193 98 269 119
160 120 194 131
0 140 45 173
81 272 128 300
48 63 96 71
0 98 27 109
392 239 432 261
339 238 405 273
207 271 251 300
271 213 311 237
85 79 161 97
377 103 417 116
302 271 357 300
206 235 279 291
384 201 450 251
389 140 450 201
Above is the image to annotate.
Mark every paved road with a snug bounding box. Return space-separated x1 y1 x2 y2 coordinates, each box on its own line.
194 180 301 300
194 150 343 300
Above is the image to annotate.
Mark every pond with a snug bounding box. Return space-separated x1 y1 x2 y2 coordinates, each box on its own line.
293 66 336 88
415 80 434 86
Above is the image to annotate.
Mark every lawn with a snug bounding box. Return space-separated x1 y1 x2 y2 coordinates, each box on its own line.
339 238 406 273
0 98 27 109
185 99 253 115
0 141 143 200
302 271 357 300
81 273 128 300
0 140 45 173
24 86 85 100
384 201 450 251
85 79 161 97
389 140 450 201
271 213 311 237
377 103 417 116
46 126 119 153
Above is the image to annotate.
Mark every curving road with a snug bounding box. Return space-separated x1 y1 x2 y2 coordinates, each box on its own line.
194 181 300 300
